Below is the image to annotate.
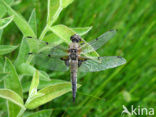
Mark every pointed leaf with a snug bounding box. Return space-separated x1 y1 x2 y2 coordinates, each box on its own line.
2 0 36 37
62 0 74 8
0 89 25 109
43 33 63 44
29 70 39 96
25 82 81 109
47 0 62 25
15 38 29 66
49 24 77 43
0 2 6 18
4 58 23 117
23 79 70 93
15 9 37 67
29 9 37 35
0 16 14 29
0 45 18 55
72 26 92 36
0 0 13 18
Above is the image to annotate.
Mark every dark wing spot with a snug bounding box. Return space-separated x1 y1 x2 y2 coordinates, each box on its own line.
28 52 33 55
45 42 49 45
48 54 51 57
109 29 113 31
98 57 101 60
26 36 33 39
117 56 122 58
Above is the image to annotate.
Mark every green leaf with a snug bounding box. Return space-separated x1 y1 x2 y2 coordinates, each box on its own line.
43 33 63 44
0 16 14 29
47 0 63 26
24 109 52 117
19 63 50 81
0 89 25 109
49 25 99 57
4 58 23 117
23 79 70 93
29 9 37 35
25 82 81 109
29 70 39 96
0 0 13 18
14 38 29 67
0 2 6 18
15 9 37 67
39 71 50 81
25 37 62 54
2 0 36 37
0 45 18 55
42 33 64 50
4 0 14 4
49 24 75 43
72 26 92 36
0 72 9 81
62 0 74 8
25 37 40 53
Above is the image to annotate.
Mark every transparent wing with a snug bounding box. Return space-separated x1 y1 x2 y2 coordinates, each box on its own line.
79 56 126 72
32 53 69 72
26 40 69 71
39 44 69 57
80 30 117 54
25 37 69 56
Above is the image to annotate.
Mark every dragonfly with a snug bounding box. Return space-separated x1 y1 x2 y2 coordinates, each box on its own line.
26 30 126 102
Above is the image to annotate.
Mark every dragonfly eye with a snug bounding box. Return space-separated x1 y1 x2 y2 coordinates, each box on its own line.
70 34 81 43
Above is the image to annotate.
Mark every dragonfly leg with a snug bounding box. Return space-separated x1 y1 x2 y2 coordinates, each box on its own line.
78 60 83 67
60 56 70 66
78 59 87 67
65 60 70 66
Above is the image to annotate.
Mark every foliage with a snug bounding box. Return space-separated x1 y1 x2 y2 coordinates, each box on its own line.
0 0 156 117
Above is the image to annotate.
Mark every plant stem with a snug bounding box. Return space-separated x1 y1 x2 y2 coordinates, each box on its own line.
39 24 49 40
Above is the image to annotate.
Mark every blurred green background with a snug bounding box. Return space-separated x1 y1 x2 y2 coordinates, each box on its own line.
0 0 156 116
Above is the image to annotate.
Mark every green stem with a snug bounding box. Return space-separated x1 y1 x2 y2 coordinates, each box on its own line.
39 24 49 40
26 55 33 64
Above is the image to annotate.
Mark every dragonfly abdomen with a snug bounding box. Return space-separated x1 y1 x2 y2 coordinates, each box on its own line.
70 60 78 103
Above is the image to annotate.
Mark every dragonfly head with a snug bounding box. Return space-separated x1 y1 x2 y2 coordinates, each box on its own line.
70 34 81 43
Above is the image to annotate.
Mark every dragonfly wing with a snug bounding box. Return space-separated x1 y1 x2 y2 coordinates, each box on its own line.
32 53 69 71
28 42 69 71
41 44 69 57
25 37 69 57
79 56 126 72
81 30 117 54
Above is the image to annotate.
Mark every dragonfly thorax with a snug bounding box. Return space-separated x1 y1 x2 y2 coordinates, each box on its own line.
70 34 81 43
69 42 79 61
69 49 78 60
